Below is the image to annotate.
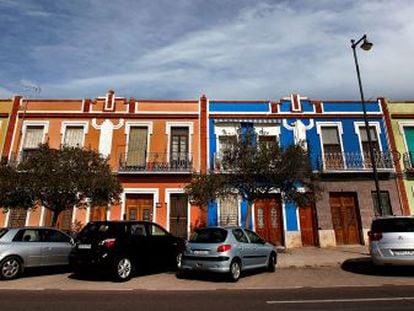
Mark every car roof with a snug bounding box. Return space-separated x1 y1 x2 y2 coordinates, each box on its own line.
87 220 154 225
4 226 64 230
373 216 414 221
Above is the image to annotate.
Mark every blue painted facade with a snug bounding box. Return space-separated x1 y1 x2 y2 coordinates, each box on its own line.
206 95 394 247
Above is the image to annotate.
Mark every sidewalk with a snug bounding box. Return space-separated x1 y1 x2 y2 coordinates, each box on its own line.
277 245 370 268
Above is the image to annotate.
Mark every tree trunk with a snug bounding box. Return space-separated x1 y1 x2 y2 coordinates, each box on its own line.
244 200 254 228
51 209 61 227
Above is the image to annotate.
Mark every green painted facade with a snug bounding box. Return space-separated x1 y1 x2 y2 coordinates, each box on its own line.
387 101 414 214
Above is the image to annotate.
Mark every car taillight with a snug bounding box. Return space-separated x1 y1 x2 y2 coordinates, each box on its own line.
217 244 231 252
368 231 383 241
99 238 116 248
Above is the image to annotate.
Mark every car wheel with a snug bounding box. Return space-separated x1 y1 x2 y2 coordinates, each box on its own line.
267 252 276 273
113 257 133 282
0 256 22 280
229 259 241 282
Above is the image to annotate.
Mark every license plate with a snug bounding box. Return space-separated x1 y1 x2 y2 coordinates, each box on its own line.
393 250 414 256
193 250 209 255
78 244 91 249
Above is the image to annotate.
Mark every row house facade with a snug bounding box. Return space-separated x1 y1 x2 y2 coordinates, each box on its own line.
0 91 409 247
206 94 404 248
0 91 208 239
382 99 414 215
0 98 17 158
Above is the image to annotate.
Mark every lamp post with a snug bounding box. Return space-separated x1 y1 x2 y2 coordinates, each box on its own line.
351 34 382 216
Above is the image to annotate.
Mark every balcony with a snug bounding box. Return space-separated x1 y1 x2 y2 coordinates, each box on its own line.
118 152 193 174
403 152 414 173
318 151 394 173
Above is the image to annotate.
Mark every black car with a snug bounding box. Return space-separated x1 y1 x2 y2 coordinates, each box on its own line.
69 221 185 281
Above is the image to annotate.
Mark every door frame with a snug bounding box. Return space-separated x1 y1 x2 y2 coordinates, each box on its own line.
165 189 191 238
122 188 159 222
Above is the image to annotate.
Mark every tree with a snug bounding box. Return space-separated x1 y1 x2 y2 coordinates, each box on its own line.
0 144 122 227
185 129 319 227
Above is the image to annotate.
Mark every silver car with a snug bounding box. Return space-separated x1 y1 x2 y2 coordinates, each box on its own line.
179 226 277 281
0 227 74 280
369 216 414 266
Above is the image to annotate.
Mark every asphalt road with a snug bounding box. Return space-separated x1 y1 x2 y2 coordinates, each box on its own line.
1 286 414 311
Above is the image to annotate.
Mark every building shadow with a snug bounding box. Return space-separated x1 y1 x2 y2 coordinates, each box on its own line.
341 257 414 277
21 265 71 278
175 268 268 283
68 265 175 282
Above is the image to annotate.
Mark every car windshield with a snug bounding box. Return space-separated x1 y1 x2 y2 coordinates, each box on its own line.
190 228 227 243
77 223 120 240
0 228 8 239
372 218 414 233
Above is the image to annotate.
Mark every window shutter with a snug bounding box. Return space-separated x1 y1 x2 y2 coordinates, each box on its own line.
127 127 147 167
23 126 44 149
64 126 84 147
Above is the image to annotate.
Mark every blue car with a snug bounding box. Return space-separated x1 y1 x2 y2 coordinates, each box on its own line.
179 226 277 281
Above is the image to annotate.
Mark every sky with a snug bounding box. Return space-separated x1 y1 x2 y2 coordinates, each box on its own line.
0 0 413 101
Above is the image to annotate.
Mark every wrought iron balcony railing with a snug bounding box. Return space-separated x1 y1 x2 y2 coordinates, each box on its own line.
318 151 394 172
403 152 414 172
118 152 193 173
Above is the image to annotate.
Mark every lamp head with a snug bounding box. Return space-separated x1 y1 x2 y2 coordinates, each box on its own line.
360 38 373 51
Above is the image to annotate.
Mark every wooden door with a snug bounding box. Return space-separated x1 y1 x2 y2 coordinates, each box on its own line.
8 208 27 227
56 208 73 232
90 206 106 222
219 196 238 226
169 194 188 239
126 194 153 221
299 204 318 246
329 193 361 245
254 196 283 246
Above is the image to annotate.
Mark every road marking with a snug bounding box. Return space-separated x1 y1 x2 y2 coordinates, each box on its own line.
266 297 414 304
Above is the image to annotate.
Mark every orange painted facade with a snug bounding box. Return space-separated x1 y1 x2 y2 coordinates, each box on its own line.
0 90 207 238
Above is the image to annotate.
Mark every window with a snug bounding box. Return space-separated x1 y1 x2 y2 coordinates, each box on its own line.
63 126 84 147
218 135 237 155
244 229 264 244
232 229 248 243
13 229 41 242
150 224 168 236
42 229 70 243
258 135 278 149
131 223 146 237
22 126 44 160
189 228 227 243
321 127 343 169
0 229 8 239
403 127 414 169
170 127 189 168
360 126 380 168
126 127 148 167
371 191 392 216
371 218 414 232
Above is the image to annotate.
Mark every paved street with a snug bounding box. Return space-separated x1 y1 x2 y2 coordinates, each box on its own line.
1 286 414 311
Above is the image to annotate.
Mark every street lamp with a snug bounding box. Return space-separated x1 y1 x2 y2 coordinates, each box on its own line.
351 34 382 216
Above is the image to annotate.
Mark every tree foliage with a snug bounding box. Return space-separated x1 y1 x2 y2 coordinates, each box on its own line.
185 129 319 226
0 144 123 226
